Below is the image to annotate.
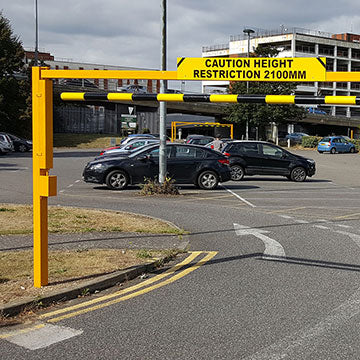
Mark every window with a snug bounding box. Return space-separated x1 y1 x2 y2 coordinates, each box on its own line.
240 143 259 155
148 147 171 158
174 146 204 158
262 144 283 158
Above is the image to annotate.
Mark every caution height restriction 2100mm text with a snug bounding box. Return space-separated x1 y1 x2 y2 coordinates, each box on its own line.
193 69 306 80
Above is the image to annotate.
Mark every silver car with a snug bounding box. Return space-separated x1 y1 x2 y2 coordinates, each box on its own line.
0 133 14 153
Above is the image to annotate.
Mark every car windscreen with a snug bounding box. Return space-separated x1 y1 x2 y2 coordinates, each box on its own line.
320 137 330 142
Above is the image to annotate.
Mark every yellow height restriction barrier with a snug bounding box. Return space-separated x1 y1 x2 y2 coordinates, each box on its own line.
171 122 233 142
32 67 360 288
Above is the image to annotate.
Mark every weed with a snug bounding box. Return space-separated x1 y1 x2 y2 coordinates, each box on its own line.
0 208 15 212
136 249 153 259
139 177 180 196
80 288 90 297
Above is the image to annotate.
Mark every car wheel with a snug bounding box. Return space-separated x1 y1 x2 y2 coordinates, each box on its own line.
290 167 307 182
18 144 27 152
330 147 336 154
197 170 219 190
105 170 129 190
350 147 355 153
230 164 244 181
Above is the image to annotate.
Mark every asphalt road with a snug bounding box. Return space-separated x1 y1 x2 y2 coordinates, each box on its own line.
1 148 360 359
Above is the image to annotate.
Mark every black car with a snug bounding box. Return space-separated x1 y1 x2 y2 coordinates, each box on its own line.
83 143 231 190
186 135 215 146
222 141 316 182
6 133 32 152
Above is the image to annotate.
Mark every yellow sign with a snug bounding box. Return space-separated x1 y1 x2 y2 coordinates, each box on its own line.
177 57 326 82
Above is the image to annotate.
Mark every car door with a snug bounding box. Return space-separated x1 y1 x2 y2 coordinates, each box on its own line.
233 142 263 174
339 137 351 152
167 145 204 182
259 144 291 175
332 138 344 152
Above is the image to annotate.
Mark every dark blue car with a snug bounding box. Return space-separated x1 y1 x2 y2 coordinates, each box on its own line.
317 136 356 154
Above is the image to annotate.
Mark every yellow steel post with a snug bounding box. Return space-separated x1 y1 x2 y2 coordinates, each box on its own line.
230 124 233 139
32 67 57 288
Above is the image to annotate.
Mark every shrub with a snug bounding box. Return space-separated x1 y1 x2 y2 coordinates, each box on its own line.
301 136 321 148
139 177 180 196
349 139 360 152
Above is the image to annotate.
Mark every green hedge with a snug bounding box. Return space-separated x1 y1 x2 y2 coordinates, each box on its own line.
349 139 360 152
301 136 321 148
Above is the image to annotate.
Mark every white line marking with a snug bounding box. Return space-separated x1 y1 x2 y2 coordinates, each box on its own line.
246 287 360 360
336 224 352 229
67 184 73 188
246 227 360 360
221 185 256 208
6 324 83 350
278 215 293 219
294 219 309 224
75 180 80 183
59 190 65 193
313 225 330 230
234 223 285 258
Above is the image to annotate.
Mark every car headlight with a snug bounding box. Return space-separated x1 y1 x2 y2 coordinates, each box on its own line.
306 159 315 164
89 163 104 170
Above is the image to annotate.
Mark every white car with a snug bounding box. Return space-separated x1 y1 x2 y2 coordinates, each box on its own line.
103 139 160 156
0 133 14 153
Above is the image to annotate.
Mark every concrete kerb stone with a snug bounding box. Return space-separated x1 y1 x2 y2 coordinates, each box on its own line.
0 241 189 318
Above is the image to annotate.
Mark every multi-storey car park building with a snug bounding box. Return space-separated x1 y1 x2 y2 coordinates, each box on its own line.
202 27 360 136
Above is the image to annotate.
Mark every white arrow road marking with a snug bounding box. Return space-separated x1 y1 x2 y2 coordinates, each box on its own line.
234 223 286 258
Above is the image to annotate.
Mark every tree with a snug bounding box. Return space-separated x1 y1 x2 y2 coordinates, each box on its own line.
0 12 31 136
225 44 305 139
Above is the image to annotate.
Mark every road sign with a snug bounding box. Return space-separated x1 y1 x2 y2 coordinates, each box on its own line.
121 114 137 129
177 57 327 82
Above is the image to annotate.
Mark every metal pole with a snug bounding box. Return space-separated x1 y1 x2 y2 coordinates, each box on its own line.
159 0 167 184
243 29 254 140
34 0 39 66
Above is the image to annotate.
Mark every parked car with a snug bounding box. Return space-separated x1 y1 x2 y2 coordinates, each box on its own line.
186 135 215 146
59 79 97 88
285 132 310 143
221 140 316 182
102 139 160 156
83 143 231 190
0 133 14 153
317 136 356 154
307 107 327 115
6 133 32 152
117 84 147 93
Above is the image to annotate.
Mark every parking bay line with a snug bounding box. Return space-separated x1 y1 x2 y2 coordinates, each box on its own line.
221 185 256 208
46 251 217 323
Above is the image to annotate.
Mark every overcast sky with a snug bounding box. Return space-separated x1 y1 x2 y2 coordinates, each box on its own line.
2 0 360 90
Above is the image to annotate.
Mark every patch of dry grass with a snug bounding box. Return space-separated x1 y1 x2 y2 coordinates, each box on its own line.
0 204 183 235
53 133 123 149
0 248 173 305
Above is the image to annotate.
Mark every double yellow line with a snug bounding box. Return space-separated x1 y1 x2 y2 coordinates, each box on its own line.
38 251 217 323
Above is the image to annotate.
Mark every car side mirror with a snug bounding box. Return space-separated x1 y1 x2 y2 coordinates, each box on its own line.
137 154 149 161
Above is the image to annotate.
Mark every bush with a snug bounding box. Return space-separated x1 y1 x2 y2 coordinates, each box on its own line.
139 177 180 196
349 139 360 152
301 136 321 148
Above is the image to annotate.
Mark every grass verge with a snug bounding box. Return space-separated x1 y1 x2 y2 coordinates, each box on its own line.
53 133 123 149
0 204 184 235
0 248 178 306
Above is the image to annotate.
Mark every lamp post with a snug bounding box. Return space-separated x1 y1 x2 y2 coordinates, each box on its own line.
34 0 39 66
243 28 254 140
159 0 167 184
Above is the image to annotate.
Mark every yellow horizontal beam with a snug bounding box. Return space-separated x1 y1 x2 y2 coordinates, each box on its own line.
326 72 360 82
324 96 356 105
266 95 295 104
41 69 178 80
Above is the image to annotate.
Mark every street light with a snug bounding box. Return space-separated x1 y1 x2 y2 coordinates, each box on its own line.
243 28 254 140
34 0 39 66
